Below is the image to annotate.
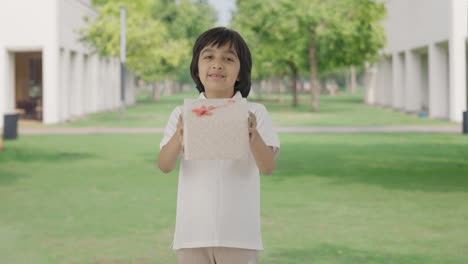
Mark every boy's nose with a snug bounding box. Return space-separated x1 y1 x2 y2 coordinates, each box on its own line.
211 62 223 69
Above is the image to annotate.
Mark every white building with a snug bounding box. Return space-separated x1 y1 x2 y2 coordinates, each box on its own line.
365 0 467 122
0 0 136 127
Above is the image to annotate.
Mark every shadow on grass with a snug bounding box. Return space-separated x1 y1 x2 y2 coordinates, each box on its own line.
275 140 468 193
0 145 96 185
0 147 95 163
265 244 460 264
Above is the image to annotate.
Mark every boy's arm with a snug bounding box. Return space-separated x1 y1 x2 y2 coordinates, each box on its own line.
248 112 275 175
158 115 183 173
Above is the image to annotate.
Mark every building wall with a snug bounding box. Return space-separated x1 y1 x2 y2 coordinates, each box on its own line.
367 0 468 122
383 0 452 52
0 0 135 127
0 0 56 48
59 0 96 53
0 0 57 126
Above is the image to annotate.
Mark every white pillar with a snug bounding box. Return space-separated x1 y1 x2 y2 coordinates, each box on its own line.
75 53 84 116
89 54 99 113
448 0 467 122
0 49 15 127
113 58 119 108
98 57 105 111
375 60 385 105
0 48 5 127
429 43 449 119
103 58 109 110
42 0 60 125
43 45 60 124
59 49 70 121
383 57 393 107
364 63 377 105
392 52 405 109
82 54 90 114
68 52 77 117
405 50 421 112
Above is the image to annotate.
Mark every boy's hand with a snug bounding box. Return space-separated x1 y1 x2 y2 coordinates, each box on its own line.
177 114 184 148
248 111 258 142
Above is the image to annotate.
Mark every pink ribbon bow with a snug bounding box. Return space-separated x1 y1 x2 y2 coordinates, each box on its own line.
191 99 237 117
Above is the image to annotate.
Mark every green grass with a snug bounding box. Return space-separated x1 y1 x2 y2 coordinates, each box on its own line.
1 133 467 263
29 90 456 128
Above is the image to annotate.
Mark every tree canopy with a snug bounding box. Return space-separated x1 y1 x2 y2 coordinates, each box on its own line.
81 0 217 83
232 0 386 109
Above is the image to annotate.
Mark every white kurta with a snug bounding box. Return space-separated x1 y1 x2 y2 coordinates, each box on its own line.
160 92 280 250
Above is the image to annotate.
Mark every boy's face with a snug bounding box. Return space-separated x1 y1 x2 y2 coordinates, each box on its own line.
197 43 240 98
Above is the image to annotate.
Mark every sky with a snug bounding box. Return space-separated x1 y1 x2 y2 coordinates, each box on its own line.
207 0 236 26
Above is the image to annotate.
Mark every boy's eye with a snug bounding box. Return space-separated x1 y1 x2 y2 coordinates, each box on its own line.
225 57 235 62
204 55 213 59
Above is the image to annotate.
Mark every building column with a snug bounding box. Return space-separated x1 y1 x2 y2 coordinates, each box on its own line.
82 54 90 114
98 57 105 111
375 60 385 105
113 58 119 108
102 58 108 110
429 43 449 119
43 45 60 124
0 48 5 127
68 52 77 117
364 62 377 105
59 48 70 121
383 57 393 107
448 0 468 122
89 54 99 113
405 50 421 112
75 53 84 116
392 52 405 109
0 49 15 127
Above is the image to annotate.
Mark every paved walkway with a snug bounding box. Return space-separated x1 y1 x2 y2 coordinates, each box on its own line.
18 125 462 135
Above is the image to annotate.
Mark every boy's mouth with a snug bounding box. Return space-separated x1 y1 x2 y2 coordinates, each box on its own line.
208 73 225 78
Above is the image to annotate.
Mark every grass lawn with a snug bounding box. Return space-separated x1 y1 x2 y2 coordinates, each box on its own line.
1 133 467 263
26 90 456 128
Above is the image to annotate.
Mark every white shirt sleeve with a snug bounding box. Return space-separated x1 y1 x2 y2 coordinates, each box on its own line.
251 103 281 159
160 106 183 150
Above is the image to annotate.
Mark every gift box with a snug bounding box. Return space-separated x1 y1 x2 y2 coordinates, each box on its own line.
183 98 249 160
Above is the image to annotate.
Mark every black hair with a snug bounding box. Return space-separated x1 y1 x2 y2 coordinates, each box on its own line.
190 27 252 97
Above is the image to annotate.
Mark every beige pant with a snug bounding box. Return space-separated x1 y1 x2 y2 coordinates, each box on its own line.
176 247 259 264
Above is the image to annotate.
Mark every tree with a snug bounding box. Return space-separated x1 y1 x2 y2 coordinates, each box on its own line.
233 0 386 110
152 0 217 91
297 0 386 110
81 0 216 96
233 0 308 107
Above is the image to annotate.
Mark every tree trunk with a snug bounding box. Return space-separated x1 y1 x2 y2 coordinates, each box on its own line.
164 79 173 96
152 82 160 101
272 77 279 101
260 80 267 100
351 65 357 94
309 41 319 111
288 62 298 107
253 81 262 100
266 79 272 100
278 78 285 103
346 69 351 93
